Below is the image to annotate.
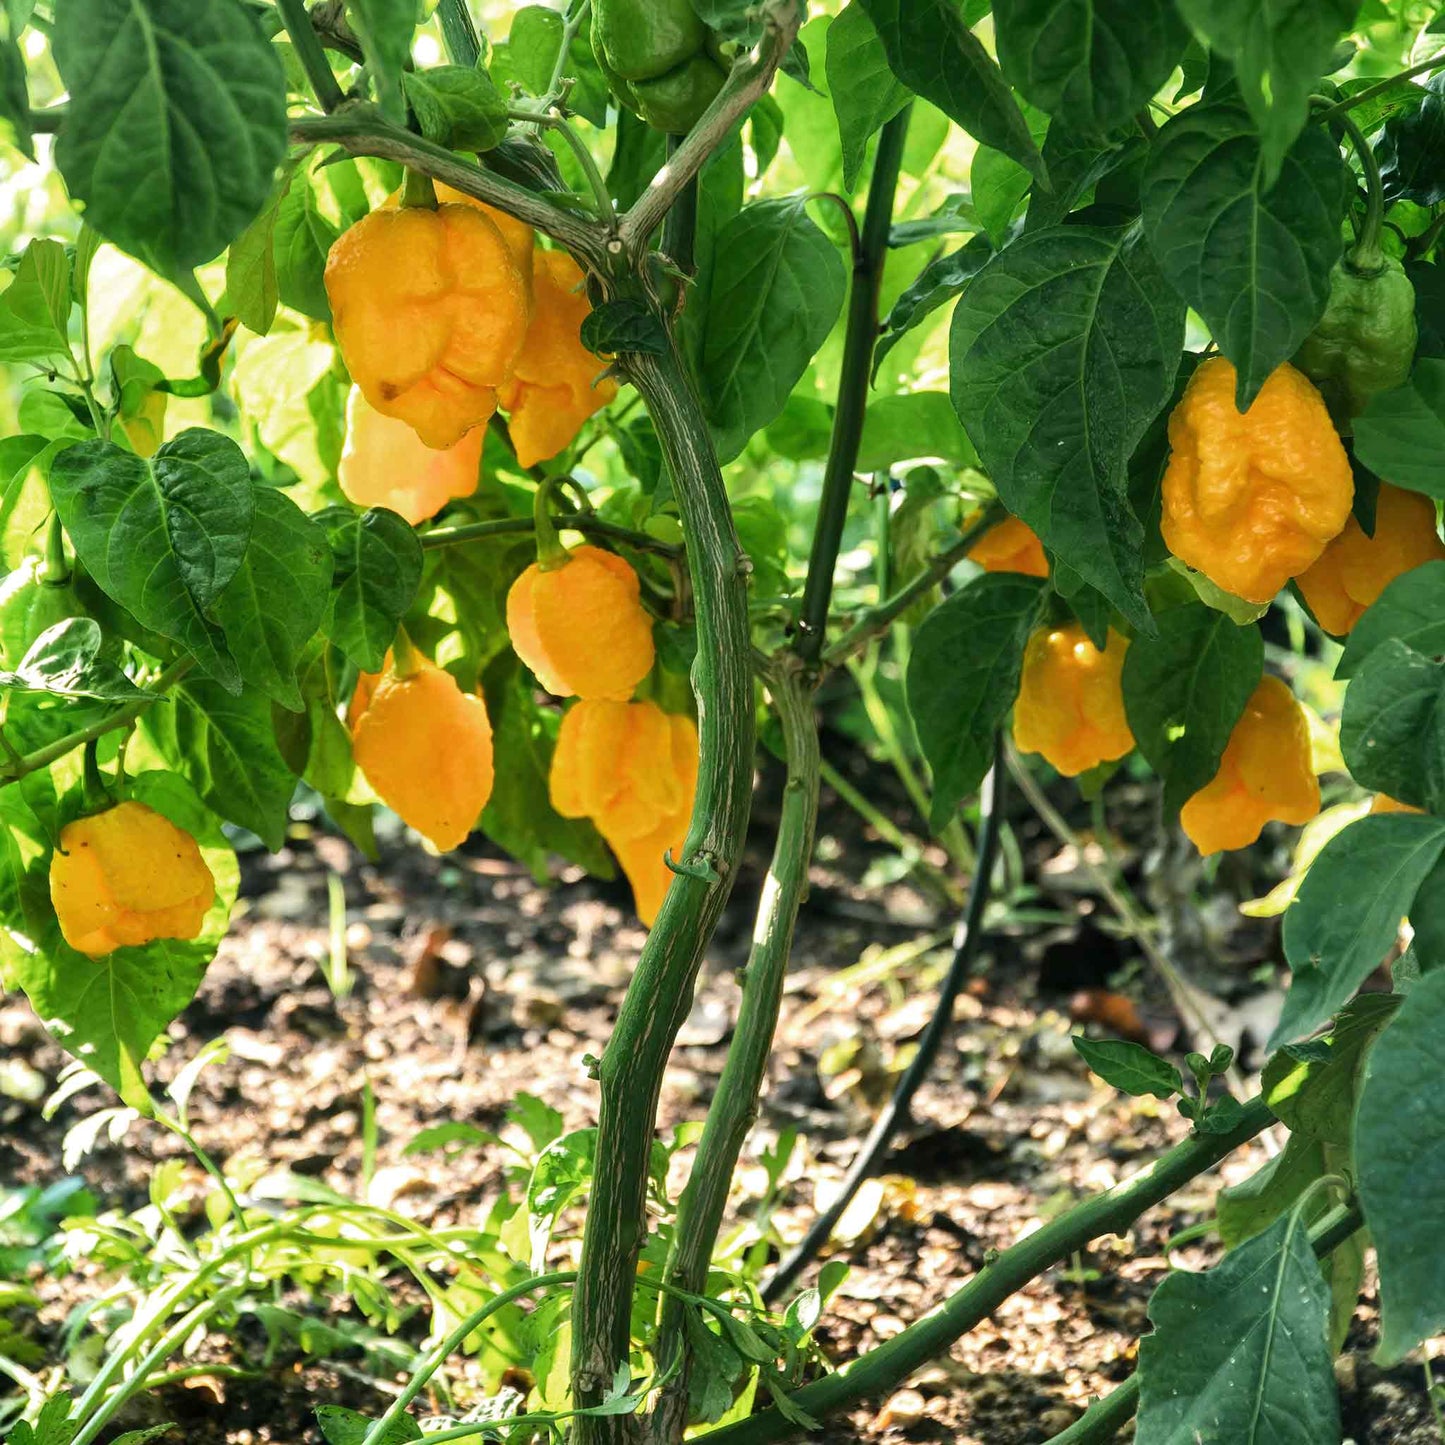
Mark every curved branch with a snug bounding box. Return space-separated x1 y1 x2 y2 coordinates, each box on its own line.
419 514 683 560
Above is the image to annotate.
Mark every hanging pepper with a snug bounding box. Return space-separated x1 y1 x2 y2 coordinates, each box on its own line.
1179 677 1320 855
966 512 1049 578
591 0 728 133
1160 357 1354 605
1012 624 1135 777
1295 482 1445 635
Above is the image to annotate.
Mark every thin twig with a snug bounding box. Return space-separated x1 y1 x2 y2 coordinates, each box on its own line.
419 514 681 559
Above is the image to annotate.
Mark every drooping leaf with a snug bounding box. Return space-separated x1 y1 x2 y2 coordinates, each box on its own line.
346 0 415 124
273 171 340 324
48 431 255 689
874 233 992 380
1337 559 1445 678
1339 640 1445 813
1377 72 1445 206
1353 359 1445 497
52 0 287 276
1136 1209 1339 1445
0 238 73 367
994 0 1188 138
826 2 910 192
0 618 153 701
906 572 1045 828
1354 968 1445 1363
1141 98 1345 408
319 507 424 673
1274 813 1445 1046
950 224 1183 629
1072 1036 1183 1099
1121 606 1263 814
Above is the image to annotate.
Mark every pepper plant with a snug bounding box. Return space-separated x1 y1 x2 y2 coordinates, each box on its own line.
2 1 1445 1442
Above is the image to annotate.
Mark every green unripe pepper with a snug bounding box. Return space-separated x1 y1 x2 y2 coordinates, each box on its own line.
0 555 82 668
591 0 728 134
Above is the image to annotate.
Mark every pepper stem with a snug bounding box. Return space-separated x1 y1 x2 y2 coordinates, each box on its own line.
41 512 69 586
81 739 110 812
401 168 439 211
390 626 423 678
533 473 584 572
1337 109 1386 274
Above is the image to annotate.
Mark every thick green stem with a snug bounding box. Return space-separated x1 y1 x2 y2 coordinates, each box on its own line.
276 0 344 112
794 109 910 666
1335 109 1386 271
650 659 822 1440
700 1096 1275 1445
568 322 756 1444
436 0 481 67
762 739 1004 1303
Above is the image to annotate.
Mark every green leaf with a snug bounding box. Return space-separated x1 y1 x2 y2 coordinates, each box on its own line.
402 65 508 152
48 431 255 690
906 572 1045 828
857 0 1045 183
3 769 237 1107
580 300 667 357
52 0 287 277
994 0 1188 138
1379 74 1445 207
1136 1209 1339 1445
347 0 415 123
143 678 296 850
826 2 910 192
1355 968 1445 1363
1141 98 1345 409
502 5 610 127
1121 606 1263 814
316 1404 423 1445
319 507 424 672
857 391 977 470
1353 359 1445 497
1274 813 1445 1046
0 618 153 701
0 238 73 366
1337 559 1445 679
1175 0 1356 186
1072 1036 1182 1099
273 172 340 325
3 1392 77 1445
210 489 333 710
1340 640 1445 812
225 175 286 337
0 32 34 160
1217 1131 1329 1249
699 197 847 463
950 224 1183 630
874 234 992 381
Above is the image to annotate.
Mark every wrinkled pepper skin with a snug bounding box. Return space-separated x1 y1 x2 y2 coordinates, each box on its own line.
499 249 618 468
350 650 495 853
337 385 484 525
966 513 1049 578
1179 676 1320 855
1160 357 1353 605
1012 624 1135 777
390 181 535 289
506 544 655 700
324 203 530 449
1294 482 1445 635
549 697 698 924
50 801 215 957
1294 255 1417 428
591 0 727 133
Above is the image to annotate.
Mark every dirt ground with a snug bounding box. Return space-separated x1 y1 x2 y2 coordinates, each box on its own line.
1 750 1439 1444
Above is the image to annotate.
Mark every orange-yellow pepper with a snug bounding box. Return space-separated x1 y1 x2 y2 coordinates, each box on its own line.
549 697 698 924
325 202 530 449
499 249 618 468
1294 482 1445 635
1161 357 1353 604
1371 793 1423 815
1180 676 1320 854
337 385 484 525
49 801 215 957
967 513 1049 577
390 182 535 288
1013 624 1135 776
351 647 495 852
506 544 654 699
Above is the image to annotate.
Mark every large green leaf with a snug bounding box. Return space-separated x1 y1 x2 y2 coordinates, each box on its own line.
1379 74 1445 207
2 769 237 1108
1136 1209 1339 1445
210 489 333 711
993 0 1188 138
1353 359 1445 497
1121 606 1262 814
273 171 339 325
319 507 424 673
1141 98 1345 408
949 224 1183 629
857 0 1045 182
142 678 296 850
1340 640 1445 812
346 0 415 123
1173 0 1357 186
1336 559 1445 678
52 0 287 276
699 197 847 463
1275 814 1445 1046
1354 968 1445 1363
906 573 1045 828
826 3 910 192
48 431 255 689
0 238 73 367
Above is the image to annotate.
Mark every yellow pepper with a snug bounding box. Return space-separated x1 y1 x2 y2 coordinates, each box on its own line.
324 202 531 449
1294 482 1445 635
499 249 618 468
49 801 215 957
1013 624 1135 776
967 513 1049 578
1180 676 1320 854
1160 357 1353 604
